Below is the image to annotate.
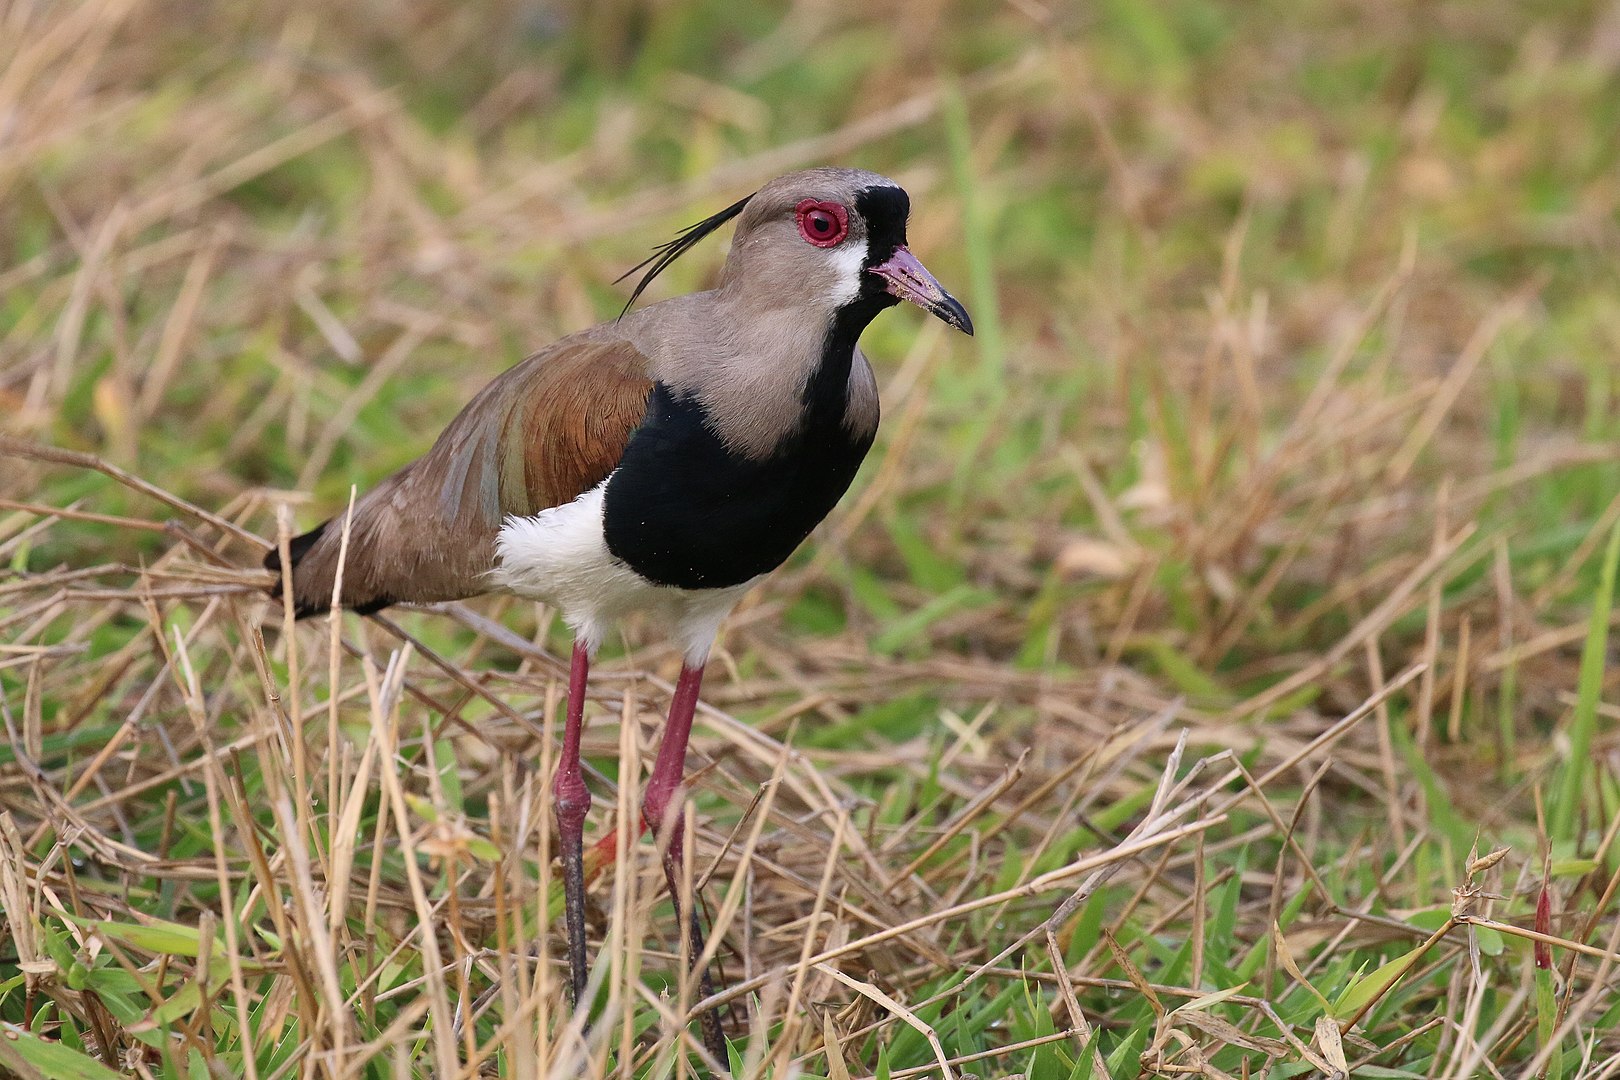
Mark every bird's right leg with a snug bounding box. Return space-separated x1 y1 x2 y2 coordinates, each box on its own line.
642 662 729 1062
553 640 593 1010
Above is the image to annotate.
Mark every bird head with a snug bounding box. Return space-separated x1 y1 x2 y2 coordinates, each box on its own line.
620 167 973 337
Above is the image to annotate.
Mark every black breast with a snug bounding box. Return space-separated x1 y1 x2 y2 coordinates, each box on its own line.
602 339 877 590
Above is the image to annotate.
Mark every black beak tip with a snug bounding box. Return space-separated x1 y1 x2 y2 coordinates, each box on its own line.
939 297 974 337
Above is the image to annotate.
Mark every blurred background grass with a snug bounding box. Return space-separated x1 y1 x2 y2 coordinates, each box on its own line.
5 0 1620 1076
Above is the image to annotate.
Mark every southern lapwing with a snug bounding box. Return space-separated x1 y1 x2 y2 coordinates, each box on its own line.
266 166 972 1053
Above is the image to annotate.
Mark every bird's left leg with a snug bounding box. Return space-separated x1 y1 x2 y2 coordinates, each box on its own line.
642 661 728 1064
554 641 595 1012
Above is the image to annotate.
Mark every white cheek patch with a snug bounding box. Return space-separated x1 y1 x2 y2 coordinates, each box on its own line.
824 243 869 307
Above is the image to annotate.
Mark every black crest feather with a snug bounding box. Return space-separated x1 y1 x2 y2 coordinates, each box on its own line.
615 192 755 318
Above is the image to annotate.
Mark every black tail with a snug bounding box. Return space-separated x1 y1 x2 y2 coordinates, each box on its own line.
263 521 331 620
263 520 398 620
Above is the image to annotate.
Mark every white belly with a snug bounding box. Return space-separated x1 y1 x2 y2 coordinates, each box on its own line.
490 481 756 665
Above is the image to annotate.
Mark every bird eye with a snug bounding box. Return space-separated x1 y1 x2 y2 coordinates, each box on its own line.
795 200 848 247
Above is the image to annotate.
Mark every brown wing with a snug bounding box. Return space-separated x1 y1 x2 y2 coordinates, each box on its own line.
268 336 652 617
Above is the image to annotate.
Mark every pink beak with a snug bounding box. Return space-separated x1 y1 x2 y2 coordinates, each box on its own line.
869 246 973 335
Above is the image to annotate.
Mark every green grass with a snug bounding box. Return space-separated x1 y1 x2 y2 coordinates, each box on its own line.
5 0 1620 1076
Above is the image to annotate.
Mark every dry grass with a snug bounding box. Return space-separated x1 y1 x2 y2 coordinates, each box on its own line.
5 0 1620 1076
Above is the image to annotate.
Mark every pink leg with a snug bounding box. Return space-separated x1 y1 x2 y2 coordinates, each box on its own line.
641 663 705 862
641 663 727 1061
553 641 592 1008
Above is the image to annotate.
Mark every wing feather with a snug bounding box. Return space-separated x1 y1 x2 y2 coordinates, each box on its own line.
268 335 653 617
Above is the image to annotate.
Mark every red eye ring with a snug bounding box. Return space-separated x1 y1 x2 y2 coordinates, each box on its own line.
795 199 848 247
